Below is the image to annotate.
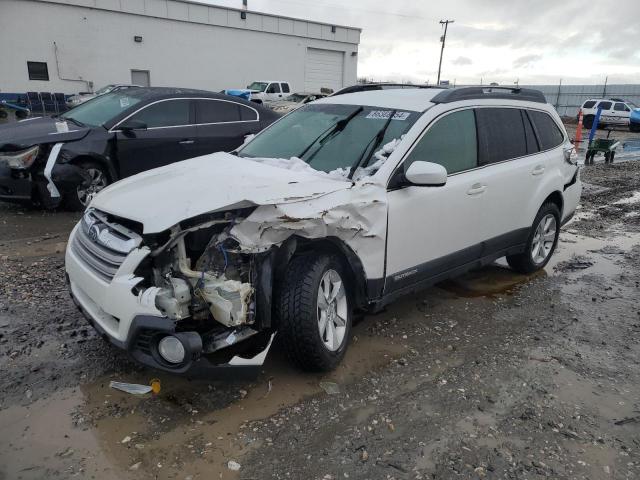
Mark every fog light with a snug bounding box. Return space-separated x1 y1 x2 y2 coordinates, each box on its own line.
158 336 185 364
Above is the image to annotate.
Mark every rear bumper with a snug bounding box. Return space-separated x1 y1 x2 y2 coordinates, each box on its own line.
562 170 582 223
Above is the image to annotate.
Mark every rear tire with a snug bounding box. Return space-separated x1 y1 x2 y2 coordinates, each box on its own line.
64 161 110 211
507 203 560 274
275 254 352 372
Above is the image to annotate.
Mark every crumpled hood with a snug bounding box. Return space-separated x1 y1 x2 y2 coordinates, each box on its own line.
91 152 353 233
0 116 90 150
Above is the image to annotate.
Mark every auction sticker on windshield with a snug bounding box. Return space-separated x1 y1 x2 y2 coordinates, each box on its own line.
366 111 411 121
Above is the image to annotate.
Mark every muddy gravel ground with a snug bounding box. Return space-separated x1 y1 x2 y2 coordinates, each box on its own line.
1 159 640 479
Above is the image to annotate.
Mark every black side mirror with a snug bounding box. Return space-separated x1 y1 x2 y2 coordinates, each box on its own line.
119 119 147 133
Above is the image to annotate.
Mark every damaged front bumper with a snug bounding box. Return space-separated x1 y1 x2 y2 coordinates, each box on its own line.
65 222 275 374
0 161 89 207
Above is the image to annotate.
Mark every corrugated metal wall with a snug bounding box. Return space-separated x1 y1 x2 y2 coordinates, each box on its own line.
519 84 640 117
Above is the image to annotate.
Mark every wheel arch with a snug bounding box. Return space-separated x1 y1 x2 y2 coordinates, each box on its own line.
543 190 564 218
67 154 117 182
274 235 369 310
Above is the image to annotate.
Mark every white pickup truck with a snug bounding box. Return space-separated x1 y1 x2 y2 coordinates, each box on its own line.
244 81 291 103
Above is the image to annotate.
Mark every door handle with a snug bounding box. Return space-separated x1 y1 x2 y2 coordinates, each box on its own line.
466 183 486 196
531 165 545 176
178 139 195 145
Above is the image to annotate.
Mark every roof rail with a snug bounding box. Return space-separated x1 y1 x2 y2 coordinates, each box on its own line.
431 86 547 104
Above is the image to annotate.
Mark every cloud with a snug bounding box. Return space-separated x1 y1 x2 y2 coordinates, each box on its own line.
201 0 640 84
513 54 542 68
452 56 472 66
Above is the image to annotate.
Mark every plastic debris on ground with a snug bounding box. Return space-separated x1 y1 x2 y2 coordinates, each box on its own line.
109 381 153 395
227 460 241 471
319 381 340 395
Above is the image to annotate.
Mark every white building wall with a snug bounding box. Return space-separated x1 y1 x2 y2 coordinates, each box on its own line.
0 0 360 94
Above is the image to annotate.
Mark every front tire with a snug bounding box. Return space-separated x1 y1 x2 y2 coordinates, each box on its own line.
65 161 110 211
507 203 560 274
276 254 352 372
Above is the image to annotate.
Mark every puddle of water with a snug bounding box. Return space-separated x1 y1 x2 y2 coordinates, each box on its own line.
439 265 543 298
0 321 407 480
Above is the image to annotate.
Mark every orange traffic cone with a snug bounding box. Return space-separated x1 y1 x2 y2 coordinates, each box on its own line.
575 109 583 144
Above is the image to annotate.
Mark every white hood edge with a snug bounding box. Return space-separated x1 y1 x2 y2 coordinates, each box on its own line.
90 152 353 234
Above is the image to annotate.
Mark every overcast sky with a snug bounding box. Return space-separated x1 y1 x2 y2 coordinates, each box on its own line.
204 0 640 85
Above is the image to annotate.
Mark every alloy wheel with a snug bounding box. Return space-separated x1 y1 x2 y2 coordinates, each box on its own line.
317 269 348 352
530 213 557 264
77 168 108 206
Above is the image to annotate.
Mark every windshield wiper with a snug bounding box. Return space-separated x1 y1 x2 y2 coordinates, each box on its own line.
348 110 396 179
298 106 363 161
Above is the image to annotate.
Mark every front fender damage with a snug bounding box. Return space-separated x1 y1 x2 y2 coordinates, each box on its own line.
136 178 387 368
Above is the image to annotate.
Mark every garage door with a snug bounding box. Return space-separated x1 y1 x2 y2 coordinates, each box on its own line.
304 48 344 92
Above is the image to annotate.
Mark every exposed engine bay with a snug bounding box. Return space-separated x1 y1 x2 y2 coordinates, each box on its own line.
136 209 267 356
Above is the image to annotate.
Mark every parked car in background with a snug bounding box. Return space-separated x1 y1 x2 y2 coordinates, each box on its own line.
64 86 580 374
0 87 279 210
244 81 292 103
267 92 328 114
580 98 638 129
66 84 142 108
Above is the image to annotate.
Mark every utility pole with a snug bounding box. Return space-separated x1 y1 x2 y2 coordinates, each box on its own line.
436 19 454 86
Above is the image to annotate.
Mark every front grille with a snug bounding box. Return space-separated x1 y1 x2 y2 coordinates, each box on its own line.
71 209 141 283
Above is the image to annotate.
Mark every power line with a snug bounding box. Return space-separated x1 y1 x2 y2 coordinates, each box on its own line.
436 19 454 85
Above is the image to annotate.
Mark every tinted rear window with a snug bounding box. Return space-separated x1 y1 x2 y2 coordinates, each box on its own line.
528 110 564 150
196 100 241 123
476 108 527 165
583 100 596 109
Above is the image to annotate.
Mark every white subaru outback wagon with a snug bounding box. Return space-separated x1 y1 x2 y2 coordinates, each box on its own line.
65 86 581 373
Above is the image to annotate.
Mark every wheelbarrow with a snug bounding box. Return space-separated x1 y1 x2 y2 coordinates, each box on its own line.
585 131 620 165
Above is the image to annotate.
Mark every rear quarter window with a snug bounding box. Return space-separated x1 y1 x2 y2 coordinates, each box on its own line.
582 100 596 109
527 110 564 150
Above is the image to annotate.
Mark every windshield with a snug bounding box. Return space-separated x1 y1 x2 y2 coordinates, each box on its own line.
61 91 141 127
238 104 419 175
94 85 115 95
286 94 307 103
247 82 268 92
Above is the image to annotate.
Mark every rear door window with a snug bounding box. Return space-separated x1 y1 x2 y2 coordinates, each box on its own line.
196 99 241 123
475 108 527 165
527 110 564 150
405 109 477 175
597 101 612 111
281 83 290 93
131 99 191 128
